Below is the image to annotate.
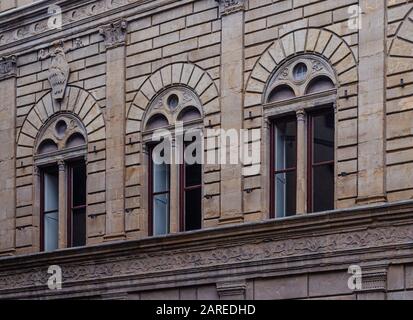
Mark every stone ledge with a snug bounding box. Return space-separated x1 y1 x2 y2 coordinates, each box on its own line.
0 200 413 299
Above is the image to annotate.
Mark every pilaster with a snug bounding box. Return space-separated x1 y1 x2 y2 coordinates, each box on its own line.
100 19 127 241
0 55 17 255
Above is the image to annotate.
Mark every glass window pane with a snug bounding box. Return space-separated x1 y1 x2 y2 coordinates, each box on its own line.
44 171 58 212
153 163 170 193
72 208 86 247
44 211 58 252
153 194 169 236
313 164 334 212
275 171 296 218
313 111 334 163
275 120 297 171
72 163 86 207
185 188 202 231
185 163 202 187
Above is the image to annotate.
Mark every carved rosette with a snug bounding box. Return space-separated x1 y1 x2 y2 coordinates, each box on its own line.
218 0 246 16
0 55 17 80
99 19 128 49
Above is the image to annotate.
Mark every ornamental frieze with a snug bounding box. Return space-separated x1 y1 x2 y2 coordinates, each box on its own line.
0 224 412 291
0 0 134 47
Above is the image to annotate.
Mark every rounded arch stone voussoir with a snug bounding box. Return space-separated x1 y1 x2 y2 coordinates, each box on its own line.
17 86 106 159
126 62 220 135
245 28 358 107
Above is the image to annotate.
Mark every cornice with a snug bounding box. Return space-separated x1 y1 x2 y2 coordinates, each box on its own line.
0 0 194 56
1 200 413 297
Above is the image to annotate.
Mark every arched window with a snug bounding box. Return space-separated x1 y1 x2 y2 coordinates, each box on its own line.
143 87 204 236
35 115 87 251
265 56 337 218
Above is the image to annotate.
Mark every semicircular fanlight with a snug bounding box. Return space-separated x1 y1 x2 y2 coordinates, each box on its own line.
37 139 58 154
145 114 169 131
177 106 202 123
305 76 335 95
267 85 296 103
65 132 86 149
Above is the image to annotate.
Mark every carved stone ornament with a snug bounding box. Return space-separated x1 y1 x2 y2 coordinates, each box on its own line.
217 0 246 16
0 224 412 291
0 55 17 80
99 19 128 49
39 40 71 100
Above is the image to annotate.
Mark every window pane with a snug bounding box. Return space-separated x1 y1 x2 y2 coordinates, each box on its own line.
44 211 58 252
72 163 86 207
72 208 86 247
185 163 202 187
313 164 334 212
185 188 202 231
153 194 169 236
313 111 334 163
44 171 58 212
43 169 59 252
275 171 296 218
153 163 170 193
275 120 297 171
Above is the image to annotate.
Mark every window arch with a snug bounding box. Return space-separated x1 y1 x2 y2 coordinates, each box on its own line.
143 86 204 236
35 114 88 252
265 55 337 219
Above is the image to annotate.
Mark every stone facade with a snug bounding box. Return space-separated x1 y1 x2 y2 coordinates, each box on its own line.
0 0 413 300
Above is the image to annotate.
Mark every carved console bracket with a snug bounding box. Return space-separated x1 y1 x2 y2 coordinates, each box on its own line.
0 55 17 80
99 19 128 49
216 0 246 16
358 267 388 293
216 280 247 299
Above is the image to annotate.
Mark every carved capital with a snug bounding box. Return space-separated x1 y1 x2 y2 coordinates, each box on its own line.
99 19 128 49
216 280 247 299
217 0 246 16
296 109 306 122
0 55 17 80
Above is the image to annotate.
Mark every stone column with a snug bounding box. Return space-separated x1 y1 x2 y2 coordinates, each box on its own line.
0 56 17 255
296 110 307 214
58 160 67 249
218 0 246 225
100 20 127 241
357 0 387 205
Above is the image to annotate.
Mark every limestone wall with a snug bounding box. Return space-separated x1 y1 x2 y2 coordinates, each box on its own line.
0 0 411 257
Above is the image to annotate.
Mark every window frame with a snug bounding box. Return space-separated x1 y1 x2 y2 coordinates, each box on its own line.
307 107 335 213
66 160 87 248
39 165 59 252
269 115 298 219
179 143 203 232
148 143 171 237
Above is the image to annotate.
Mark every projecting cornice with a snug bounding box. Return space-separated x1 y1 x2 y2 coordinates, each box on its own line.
0 0 192 55
1 200 413 298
